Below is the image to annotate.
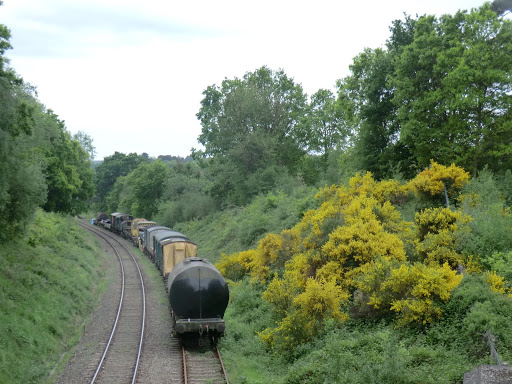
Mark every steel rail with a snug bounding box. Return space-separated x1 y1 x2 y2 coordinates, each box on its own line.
80 222 146 384
216 346 230 384
83 225 125 384
182 344 189 384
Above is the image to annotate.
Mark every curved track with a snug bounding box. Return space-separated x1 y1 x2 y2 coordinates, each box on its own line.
79 223 146 384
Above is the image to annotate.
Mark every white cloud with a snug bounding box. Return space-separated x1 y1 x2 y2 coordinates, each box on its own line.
2 0 486 160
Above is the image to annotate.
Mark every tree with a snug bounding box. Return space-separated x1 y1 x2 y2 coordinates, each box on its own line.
303 89 350 165
335 14 417 181
393 5 512 175
338 6 512 178
94 152 147 209
39 110 94 215
491 0 512 16
106 160 170 219
0 2 14 80
337 45 414 180
121 160 169 219
0 98 46 241
0 4 93 237
155 160 217 223
73 131 96 161
0 9 46 241
196 66 308 205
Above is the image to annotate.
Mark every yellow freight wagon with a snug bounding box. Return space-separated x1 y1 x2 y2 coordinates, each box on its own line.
160 237 197 278
154 231 197 283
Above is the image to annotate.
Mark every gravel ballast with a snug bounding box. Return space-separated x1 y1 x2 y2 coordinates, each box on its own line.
56 229 182 384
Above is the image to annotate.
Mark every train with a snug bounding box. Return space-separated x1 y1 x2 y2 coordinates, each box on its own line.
92 211 229 338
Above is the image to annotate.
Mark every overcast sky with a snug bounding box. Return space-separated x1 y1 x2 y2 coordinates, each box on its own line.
2 0 487 160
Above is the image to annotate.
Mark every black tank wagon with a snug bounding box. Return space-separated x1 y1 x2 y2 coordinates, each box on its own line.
167 257 229 337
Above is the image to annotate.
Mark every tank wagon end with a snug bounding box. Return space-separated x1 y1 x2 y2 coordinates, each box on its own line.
167 257 229 337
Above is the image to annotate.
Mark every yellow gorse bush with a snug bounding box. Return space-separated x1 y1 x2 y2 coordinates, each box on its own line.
414 207 472 267
352 259 462 325
293 277 350 321
485 271 508 294
385 262 462 325
259 277 350 353
409 160 470 197
216 165 476 352
322 218 406 267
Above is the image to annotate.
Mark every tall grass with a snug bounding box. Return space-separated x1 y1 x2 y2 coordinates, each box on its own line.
0 210 108 384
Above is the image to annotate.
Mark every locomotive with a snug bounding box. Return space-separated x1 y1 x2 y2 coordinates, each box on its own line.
96 212 228 338
110 212 133 235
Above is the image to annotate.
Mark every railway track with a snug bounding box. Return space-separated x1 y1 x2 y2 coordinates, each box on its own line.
181 336 229 384
79 222 146 384
80 220 231 384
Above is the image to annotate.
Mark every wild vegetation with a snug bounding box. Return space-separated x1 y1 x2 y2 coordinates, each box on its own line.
1 1 512 383
0 212 107 383
192 164 512 383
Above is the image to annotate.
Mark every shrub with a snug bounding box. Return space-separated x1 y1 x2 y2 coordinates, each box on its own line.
353 259 462 326
284 323 470 384
439 274 512 362
459 169 512 259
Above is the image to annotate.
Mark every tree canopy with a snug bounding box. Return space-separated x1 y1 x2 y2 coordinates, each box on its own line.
94 152 147 210
196 66 308 205
394 5 512 175
107 159 169 219
338 4 512 179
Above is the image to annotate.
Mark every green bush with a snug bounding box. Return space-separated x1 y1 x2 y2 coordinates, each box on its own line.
220 279 285 384
156 191 216 225
284 323 469 384
482 251 512 282
433 274 512 362
460 169 512 259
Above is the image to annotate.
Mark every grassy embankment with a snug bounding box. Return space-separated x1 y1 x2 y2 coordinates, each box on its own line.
0 211 109 384
179 171 512 384
3 170 512 384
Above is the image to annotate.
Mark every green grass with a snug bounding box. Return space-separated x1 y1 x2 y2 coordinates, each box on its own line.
216 275 512 384
178 187 317 263
0 210 109 384
218 279 287 384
